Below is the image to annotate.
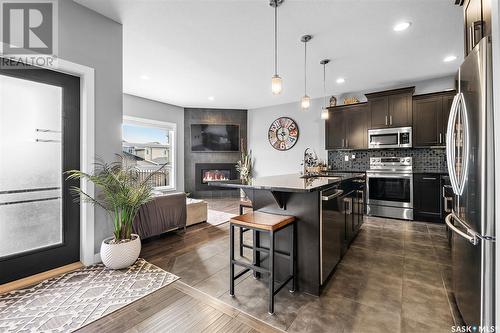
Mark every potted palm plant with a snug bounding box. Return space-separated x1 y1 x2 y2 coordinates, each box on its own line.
66 156 162 269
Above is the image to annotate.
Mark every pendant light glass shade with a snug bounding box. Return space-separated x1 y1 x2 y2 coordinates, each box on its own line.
321 108 329 119
320 59 330 120
271 74 283 95
301 95 311 109
271 0 283 95
300 34 312 111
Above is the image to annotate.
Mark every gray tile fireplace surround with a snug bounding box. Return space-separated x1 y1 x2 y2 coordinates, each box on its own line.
184 108 247 197
328 148 447 173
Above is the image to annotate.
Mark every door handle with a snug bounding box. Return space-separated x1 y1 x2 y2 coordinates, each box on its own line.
343 197 352 215
389 115 393 125
385 116 388 126
445 213 478 245
345 139 348 148
439 133 442 144
341 139 345 148
446 93 461 195
322 189 344 201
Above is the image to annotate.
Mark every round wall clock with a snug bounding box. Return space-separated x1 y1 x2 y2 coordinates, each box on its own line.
268 117 299 151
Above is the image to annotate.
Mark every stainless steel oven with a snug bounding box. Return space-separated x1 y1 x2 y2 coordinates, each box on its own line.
366 157 413 220
368 126 412 149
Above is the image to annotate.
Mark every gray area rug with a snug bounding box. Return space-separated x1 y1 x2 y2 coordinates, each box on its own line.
0 259 178 332
207 209 236 226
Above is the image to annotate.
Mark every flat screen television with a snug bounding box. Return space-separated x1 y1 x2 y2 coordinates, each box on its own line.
191 124 240 152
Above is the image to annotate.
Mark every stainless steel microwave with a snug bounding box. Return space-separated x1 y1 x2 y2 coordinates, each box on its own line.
368 127 412 149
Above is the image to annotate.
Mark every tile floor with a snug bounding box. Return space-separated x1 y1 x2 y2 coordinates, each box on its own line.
142 198 457 333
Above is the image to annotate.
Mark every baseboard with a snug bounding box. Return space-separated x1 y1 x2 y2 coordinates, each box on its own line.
0 262 83 294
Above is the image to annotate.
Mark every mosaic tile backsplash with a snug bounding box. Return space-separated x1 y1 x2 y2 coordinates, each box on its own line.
328 148 447 173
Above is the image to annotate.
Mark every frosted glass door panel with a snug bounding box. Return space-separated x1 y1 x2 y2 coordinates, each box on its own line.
0 75 62 257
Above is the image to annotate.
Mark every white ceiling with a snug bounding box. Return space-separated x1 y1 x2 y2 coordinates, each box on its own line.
74 0 463 110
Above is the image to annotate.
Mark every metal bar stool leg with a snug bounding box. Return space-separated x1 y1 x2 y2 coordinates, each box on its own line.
290 221 296 292
229 224 235 296
268 230 275 315
253 230 261 279
239 227 244 257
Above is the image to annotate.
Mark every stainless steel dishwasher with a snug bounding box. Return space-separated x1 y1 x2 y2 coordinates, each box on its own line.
320 186 347 285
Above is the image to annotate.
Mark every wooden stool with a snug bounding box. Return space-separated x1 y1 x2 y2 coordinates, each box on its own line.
238 199 253 256
229 211 296 314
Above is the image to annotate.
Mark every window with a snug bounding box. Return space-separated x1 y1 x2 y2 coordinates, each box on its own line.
122 116 176 191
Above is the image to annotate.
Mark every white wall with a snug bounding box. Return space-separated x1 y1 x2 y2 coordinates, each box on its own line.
123 94 185 192
58 0 123 253
248 76 455 177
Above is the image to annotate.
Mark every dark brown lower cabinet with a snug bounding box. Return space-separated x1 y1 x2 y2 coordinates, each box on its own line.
413 174 442 223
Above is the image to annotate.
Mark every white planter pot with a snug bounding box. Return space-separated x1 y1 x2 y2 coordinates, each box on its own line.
100 234 141 269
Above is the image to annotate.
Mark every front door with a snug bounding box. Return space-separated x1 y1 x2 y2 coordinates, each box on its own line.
0 63 80 284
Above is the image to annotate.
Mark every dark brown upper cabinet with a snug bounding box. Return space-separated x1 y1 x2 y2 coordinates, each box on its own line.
462 0 491 56
412 91 456 147
325 103 368 150
366 87 414 129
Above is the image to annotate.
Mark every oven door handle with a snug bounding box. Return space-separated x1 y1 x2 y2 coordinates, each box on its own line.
366 173 413 179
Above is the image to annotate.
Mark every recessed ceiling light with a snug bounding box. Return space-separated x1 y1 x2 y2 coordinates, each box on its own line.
208 96 215 101
336 78 345 84
443 55 457 62
140 75 150 80
393 21 411 32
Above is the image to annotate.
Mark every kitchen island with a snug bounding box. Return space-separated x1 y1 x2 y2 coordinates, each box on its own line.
209 173 365 296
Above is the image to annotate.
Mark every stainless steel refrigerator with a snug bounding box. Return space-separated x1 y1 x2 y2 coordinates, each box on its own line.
445 36 495 327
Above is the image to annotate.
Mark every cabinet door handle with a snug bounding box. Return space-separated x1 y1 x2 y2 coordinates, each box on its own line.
439 133 442 144
345 139 348 148
342 139 345 148
444 197 453 213
468 26 473 52
422 177 437 180
390 115 393 125
385 116 388 126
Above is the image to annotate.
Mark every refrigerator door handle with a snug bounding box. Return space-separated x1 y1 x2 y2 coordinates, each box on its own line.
446 93 461 194
445 213 479 245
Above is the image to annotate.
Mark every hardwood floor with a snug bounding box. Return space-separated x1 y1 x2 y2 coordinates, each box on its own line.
78 281 280 333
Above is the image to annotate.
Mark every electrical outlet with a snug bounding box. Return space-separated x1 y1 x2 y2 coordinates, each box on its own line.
351 154 356 159
344 155 349 161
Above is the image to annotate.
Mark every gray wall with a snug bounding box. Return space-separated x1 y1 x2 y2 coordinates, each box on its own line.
58 0 123 253
123 94 185 192
248 76 455 177
184 108 247 197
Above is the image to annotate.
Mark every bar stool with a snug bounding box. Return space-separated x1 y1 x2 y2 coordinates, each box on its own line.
229 211 296 314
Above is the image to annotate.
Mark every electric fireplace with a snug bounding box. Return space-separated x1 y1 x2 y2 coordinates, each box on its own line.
195 163 238 191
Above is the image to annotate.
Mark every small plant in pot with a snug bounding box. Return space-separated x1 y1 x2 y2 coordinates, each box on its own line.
66 156 162 269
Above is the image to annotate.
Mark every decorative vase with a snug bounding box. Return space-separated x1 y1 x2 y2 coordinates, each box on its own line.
100 234 141 269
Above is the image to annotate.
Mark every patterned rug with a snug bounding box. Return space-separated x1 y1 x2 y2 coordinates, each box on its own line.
0 259 178 332
207 209 237 226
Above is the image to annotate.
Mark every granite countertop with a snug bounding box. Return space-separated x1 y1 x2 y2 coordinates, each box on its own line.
208 173 365 193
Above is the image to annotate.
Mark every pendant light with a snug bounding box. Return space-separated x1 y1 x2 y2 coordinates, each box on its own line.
320 59 330 120
300 35 312 110
270 0 283 95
